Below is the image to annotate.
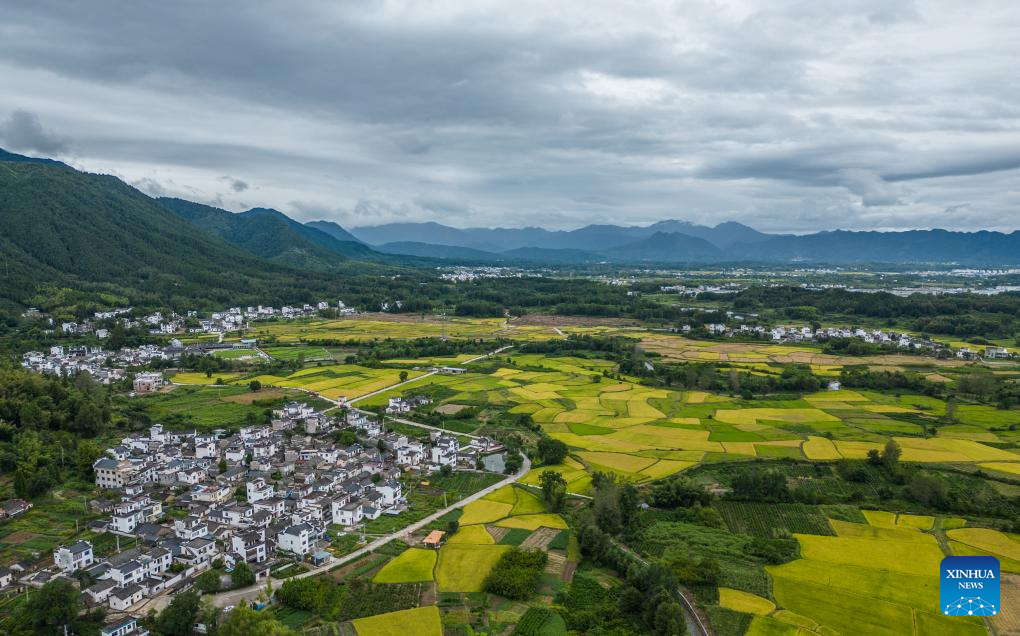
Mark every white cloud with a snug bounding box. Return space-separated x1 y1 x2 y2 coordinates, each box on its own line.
0 0 1017 232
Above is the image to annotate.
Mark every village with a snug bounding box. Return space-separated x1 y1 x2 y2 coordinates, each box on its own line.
0 395 507 634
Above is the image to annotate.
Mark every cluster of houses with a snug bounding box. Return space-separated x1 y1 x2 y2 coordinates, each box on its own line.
34 299 359 343
19 343 197 385
671 322 1015 360
0 402 501 621
438 267 529 282
659 283 746 296
385 395 432 414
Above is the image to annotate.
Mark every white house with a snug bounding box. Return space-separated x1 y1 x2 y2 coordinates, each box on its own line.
278 523 316 556
109 584 145 611
53 540 94 572
231 529 268 563
246 478 274 503
376 480 403 507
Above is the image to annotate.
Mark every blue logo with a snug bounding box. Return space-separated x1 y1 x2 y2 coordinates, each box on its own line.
940 556 999 616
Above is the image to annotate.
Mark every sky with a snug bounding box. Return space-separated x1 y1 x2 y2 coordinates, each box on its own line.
1 1 1018 233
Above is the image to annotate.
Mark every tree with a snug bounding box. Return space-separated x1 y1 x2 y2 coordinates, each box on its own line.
907 472 948 507
14 580 84 634
195 569 222 593
652 600 687 635
231 561 255 588
399 370 409 382
219 606 295 636
249 380 262 392
73 400 102 436
882 439 901 471
74 439 103 477
536 437 568 465
539 470 567 512
504 451 523 475
649 476 710 508
156 589 202 636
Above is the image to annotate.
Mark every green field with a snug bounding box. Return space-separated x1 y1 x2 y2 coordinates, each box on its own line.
131 384 304 428
762 516 986 636
371 548 437 583
355 358 1020 481
352 605 443 636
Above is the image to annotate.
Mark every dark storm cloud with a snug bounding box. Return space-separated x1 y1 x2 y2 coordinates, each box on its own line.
0 109 68 154
0 1 1017 232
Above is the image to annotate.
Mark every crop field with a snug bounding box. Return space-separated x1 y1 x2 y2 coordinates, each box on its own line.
435 544 510 592
241 365 426 401
638 333 973 374
719 588 775 615
352 606 442 636
372 548 437 584
760 515 986 636
133 384 299 428
381 353 479 367
262 345 334 362
714 502 837 537
372 359 1020 480
172 371 245 384
212 347 263 360
433 485 567 592
247 315 513 342
947 528 1020 572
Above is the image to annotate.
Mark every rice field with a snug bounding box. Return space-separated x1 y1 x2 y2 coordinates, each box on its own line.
352 606 443 636
761 514 987 636
435 544 511 592
371 548 437 584
381 356 1020 481
432 484 568 592
246 365 426 401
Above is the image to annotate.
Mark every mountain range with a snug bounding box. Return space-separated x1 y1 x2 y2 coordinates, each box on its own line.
4 146 1020 313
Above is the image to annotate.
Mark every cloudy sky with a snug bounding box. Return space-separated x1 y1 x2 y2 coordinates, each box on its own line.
1 1 1018 233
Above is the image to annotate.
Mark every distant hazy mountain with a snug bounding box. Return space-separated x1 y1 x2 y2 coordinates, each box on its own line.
645 220 770 248
305 220 363 244
157 198 377 267
736 230 1020 264
349 220 768 251
375 241 500 261
604 232 723 262
499 246 606 263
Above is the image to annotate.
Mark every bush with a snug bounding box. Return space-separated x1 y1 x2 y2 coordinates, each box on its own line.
483 548 548 600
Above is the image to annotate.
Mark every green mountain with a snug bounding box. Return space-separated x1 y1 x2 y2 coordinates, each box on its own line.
157 198 377 268
306 220 363 244
0 151 406 314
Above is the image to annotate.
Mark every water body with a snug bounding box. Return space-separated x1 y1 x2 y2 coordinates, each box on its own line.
481 452 506 473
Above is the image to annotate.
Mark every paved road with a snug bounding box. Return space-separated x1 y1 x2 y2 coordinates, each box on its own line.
209 454 531 608
173 342 522 608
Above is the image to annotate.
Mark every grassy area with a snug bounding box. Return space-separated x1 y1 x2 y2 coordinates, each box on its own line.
129 384 296 429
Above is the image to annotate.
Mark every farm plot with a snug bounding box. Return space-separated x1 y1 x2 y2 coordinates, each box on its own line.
372 548 437 584
262 345 333 362
947 528 1020 572
352 605 442 636
714 502 835 537
245 365 425 401
764 515 986 636
249 315 509 342
435 544 510 592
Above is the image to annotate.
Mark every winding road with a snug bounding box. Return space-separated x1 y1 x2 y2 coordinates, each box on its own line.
208 454 531 608
200 343 524 608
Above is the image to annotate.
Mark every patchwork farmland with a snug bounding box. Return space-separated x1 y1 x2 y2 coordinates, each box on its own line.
358 356 1020 484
